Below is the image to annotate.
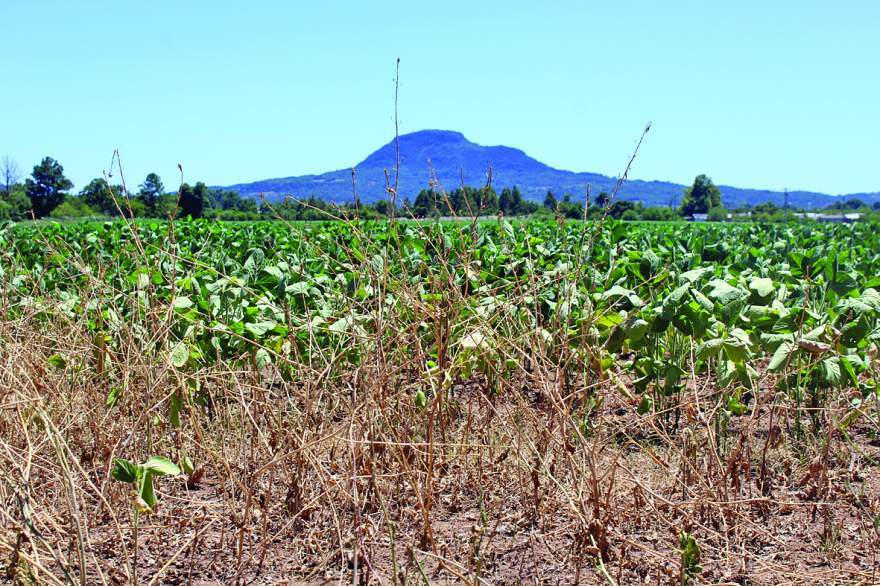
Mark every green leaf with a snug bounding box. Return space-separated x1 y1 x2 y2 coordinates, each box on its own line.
768 340 798 372
722 337 750 363
679 267 713 284
245 320 276 338
841 316 869 347
172 296 193 310
285 281 310 296
255 348 272 369
244 247 265 272
840 355 860 388
111 458 138 484
170 341 189 368
143 456 181 477
696 338 723 361
760 332 793 354
502 220 515 239
636 394 653 415
329 315 352 334
639 250 661 280
727 393 748 415
169 391 182 428
820 357 842 386
660 283 691 318
601 285 643 310
106 386 120 408
139 472 157 511
622 317 649 342
707 279 747 306
47 354 67 369
262 265 284 281
748 277 774 304
461 329 489 350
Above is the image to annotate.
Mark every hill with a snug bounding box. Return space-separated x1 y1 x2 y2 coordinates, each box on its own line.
222 130 880 209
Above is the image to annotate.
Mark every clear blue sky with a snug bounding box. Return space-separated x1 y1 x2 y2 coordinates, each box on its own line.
2 1 878 194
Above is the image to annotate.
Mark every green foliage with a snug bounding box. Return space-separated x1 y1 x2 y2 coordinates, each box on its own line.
25 157 73 218
50 198 96 219
607 200 636 219
555 193 584 219
707 205 728 222
178 181 208 218
3 218 879 443
79 178 126 215
680 174 722 216
137 172 165 215
679 531 702 584
111 455 180 512
0 184 31 220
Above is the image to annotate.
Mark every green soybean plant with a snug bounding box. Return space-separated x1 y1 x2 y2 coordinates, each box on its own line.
111 456 181 584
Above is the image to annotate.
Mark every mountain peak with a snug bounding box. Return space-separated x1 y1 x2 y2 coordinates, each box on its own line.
358 129 471 168
400 129 468 143
222 130 880 209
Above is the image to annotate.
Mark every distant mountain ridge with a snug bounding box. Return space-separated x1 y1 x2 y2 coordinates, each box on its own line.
222 130 880 209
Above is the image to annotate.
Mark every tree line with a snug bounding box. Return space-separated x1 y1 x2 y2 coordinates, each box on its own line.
3 156 877 223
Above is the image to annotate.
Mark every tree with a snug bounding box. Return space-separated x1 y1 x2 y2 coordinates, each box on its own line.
50 198 96 219
0 185 30 221
595 191 610 208
510 186 524 214
413 189 436 218
640 206 679 222
498 188 512 215
826 198 866 211
707 205 728 222
138 173 164 216
557 193 583 219
80 178 126 215
607 200 636 219
751 201 779 216
679 174 722 216
478 186 498 213
25 157 73 218
177 181 208 218
1 155 21 195
543 191 557 209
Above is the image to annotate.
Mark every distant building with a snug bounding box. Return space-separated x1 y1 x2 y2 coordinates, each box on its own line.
792 212 861 223
817 213 861 223
689 213 708 222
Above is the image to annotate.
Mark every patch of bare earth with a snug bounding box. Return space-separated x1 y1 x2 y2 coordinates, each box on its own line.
2 344 878 585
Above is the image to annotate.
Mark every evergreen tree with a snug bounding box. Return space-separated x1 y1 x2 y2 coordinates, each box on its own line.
511 186 523 214
679 174 722 216
413 189 434 218
138 173 164 216
498 187 512 214
480 186 498 213
25 157 72 218
543 190 557 209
